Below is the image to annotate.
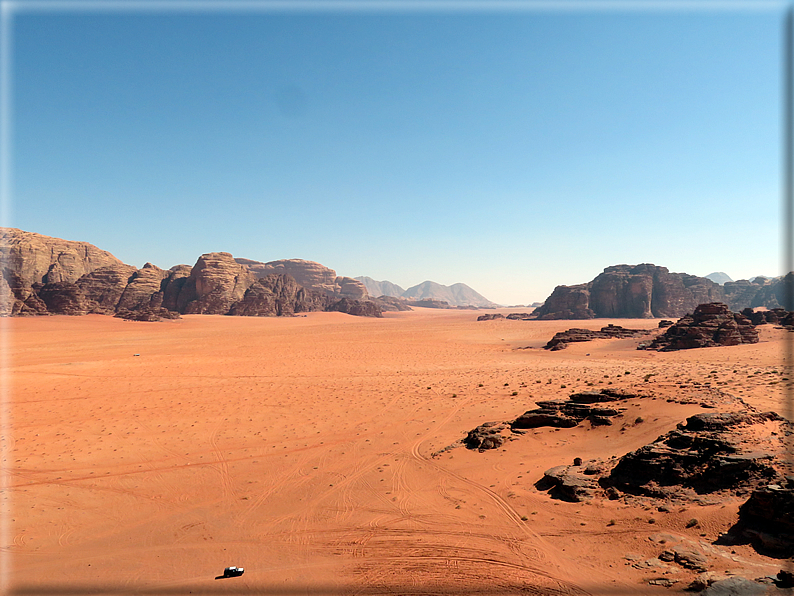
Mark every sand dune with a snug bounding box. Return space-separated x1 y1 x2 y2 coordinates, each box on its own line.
4 309 788 594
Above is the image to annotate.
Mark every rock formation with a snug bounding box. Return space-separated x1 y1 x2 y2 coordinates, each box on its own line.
534 264 790 319
543 324 652 350
180 253 257 315
369 296 413 312
511 389 637 430
476 313 505 321
603 412 783 499
534 411 785 504
235 258 367 299
326 297 383 318
731 479 794 557
643 303 758 351
1 228 127 315
228 273 329 316
1 228 383 319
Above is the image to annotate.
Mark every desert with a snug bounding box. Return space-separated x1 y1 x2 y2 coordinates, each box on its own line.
4 307 791 594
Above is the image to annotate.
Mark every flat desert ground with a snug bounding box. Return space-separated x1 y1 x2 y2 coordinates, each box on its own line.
3 309 790 594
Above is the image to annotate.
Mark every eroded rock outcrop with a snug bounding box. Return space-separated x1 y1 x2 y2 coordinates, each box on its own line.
229 273 329 316
234 258 367 299
643 303 758 351
731 479 794 557
544 324 652 350
604 411 783 498
511 389 638 430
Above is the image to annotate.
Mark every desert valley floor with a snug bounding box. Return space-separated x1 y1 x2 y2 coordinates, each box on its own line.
3 308 791 594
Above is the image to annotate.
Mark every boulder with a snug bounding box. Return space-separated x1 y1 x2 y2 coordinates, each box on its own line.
463 422 508 451
732 481 794 557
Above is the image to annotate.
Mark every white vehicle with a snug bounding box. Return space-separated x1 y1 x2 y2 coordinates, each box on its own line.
223 566 244 578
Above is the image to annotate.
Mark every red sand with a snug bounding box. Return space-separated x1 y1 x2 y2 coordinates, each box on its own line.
3 309 788 594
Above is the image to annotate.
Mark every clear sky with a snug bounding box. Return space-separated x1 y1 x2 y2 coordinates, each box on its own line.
5 1 785 305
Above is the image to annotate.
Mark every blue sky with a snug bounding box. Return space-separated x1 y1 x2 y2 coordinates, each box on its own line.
6 2 784 304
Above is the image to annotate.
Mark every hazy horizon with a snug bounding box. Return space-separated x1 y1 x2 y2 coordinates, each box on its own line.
5 1 784 305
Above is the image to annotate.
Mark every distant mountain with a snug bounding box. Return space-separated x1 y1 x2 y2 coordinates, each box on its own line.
402 280 497 308
356 276 497 307
355 276 405 298
705 272 733 285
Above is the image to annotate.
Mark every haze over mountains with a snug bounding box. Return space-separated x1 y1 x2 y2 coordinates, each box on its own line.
355 276 498 308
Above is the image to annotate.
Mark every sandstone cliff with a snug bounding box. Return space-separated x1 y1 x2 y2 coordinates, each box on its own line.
234 258 368 299
1 229 381 318
536 264 735 319
1 228 127 315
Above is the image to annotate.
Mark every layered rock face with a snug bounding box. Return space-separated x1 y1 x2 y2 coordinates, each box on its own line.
644 303 758 351
534 264 782 320
1 228 127 315
180 253 257 315
235 258 367 300
2 229 382 319
229 273 329 316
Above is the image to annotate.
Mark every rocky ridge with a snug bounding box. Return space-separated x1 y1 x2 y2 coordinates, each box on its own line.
534 264 789 320
2 229 382 319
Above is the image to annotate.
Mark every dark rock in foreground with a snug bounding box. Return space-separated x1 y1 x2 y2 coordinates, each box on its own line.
643 303 758 351
730 479 794 558
604 412 783 498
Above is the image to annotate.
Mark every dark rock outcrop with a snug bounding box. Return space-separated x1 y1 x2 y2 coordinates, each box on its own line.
511 389 636 430
36 282 88 315
643 303 758 351
732 480 794 557
180 253 257 315
463 422 508 451
477 313 505 321
369 295 413 312
75 264 137 314
326 297 383 318
604 412 783 498
544 324 652 350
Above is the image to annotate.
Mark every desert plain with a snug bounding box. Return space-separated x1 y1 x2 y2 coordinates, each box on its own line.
2 308 790 594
